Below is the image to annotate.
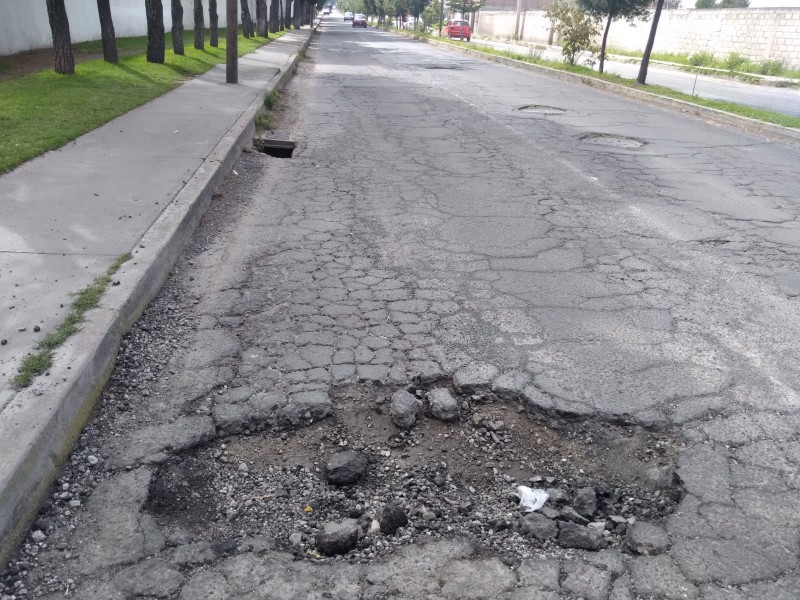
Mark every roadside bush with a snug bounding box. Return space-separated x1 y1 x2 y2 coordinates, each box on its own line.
758 59 783 76
688 51 714 66
724 52 750 72
545 0 600 66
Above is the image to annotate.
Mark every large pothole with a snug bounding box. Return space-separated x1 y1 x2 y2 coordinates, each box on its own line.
579 132 646 149
515 105 566 116
145 381 682 563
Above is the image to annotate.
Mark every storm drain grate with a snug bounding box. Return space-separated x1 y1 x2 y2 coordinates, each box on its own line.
253 134 296 158
515 104 566 115
579 132 646 149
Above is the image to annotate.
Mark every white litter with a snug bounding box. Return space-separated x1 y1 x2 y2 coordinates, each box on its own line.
516 486 548 513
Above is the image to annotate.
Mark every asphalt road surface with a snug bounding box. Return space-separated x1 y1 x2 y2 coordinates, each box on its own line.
5 17 800 600
474 37 800 118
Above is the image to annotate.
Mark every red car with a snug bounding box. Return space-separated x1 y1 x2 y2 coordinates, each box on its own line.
352 13 367 27
443 20 471 41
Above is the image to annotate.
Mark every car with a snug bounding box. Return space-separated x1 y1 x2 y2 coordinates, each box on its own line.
352 13 367 27
443 19 471 41
323 7 331 14
344 11 353 21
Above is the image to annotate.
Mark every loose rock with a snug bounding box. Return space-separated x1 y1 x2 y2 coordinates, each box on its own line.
558 522 608 551
390 390 422 428
625 521 671 555
325 450 368 486
316 519 360 556
518 513 558 540
427 388 459 421
573 487 597 518
377 504 408 535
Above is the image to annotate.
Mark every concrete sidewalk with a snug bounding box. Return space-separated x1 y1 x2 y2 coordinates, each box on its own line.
0 25 315 565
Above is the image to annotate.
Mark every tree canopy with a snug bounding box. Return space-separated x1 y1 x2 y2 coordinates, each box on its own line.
578 0 651 73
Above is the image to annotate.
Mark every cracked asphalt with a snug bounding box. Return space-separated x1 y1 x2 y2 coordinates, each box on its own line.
5 18 800 600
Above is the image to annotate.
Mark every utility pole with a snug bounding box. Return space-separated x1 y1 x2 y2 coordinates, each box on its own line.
514 0 523 40
226 0 237 83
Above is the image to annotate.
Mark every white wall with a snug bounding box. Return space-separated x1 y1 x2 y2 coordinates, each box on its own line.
0 0 267 56
475 7 800 69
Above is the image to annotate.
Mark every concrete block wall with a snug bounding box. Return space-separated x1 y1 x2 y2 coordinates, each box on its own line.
0 0 273 57
475 8 800 70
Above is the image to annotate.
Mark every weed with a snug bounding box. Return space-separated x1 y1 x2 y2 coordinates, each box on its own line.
758 59 783 76
13 253 132 388
725 52 750 72
689 51 714 67
264 88 280 110
255 111 274 130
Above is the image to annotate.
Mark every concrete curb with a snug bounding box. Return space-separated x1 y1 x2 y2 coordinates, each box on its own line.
410 34 800 145
0 26 317 568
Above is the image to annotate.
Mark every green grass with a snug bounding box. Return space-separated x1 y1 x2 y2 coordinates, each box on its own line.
14 253 132 388
606 46 800 79
0 28 285 174
264 88 280 110
434 37 800 129
0 58 11 73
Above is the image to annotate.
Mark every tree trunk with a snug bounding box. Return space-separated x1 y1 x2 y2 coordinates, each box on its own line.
278 0 284 30
599 13 612 75
285 0 291 30
194 0 205 49
256 0 268 37
637 0 664 85
210 0 219 46
146 0 166 63
241 0 255 37
172 0 185 54
270 0 279 33
96 0 118 63
46 0 75 74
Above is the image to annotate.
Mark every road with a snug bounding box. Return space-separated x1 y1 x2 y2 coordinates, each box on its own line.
4 16 800 600
473 37 800 118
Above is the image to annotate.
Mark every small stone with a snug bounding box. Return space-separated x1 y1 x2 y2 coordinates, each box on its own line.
518 513 558 540
390 389 422 428
558 521 608 551
31 530 46 543
427 388 459 421
0 339 7 345
626 521 671 555
316 519 359 556
325 450 368 485
574 487 597 518
87 455 99 466
561 506 590 526
546 487 569 505
378 504 408 535
33 325 41 332
238 462 249 473
289 533 303 546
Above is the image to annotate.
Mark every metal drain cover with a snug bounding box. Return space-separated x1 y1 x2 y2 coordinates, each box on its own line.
580 133 645 148
516 105 566 115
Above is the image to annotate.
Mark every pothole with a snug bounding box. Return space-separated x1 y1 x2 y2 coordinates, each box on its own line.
253 135 296 158
579 132 646 149
145 381 682 563
515 105 566 115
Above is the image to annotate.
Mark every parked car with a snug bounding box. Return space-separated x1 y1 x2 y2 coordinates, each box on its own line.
344 11 353 21
443 19 471 41
353 13 367 27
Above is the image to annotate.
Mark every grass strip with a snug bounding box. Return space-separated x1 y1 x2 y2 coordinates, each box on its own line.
432 37 800 129
0 29 285 174
14 253 132 388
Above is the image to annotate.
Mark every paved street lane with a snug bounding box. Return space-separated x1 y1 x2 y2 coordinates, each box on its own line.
6 17 800 599
473 37 800 117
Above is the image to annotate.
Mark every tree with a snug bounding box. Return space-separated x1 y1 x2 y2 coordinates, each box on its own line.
210 0 219 46
146 0 166 63
637 0 663 84
46 0 75 74
449 0 481 18
544 1 600 66
695 0 715 6
172 0 185 54
284 0 292 30
270 0 280 32
580 0 650 74
241 0 255 37
718 0 749 7
256 0 269 36
194 0 205 49
96 0 118 63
